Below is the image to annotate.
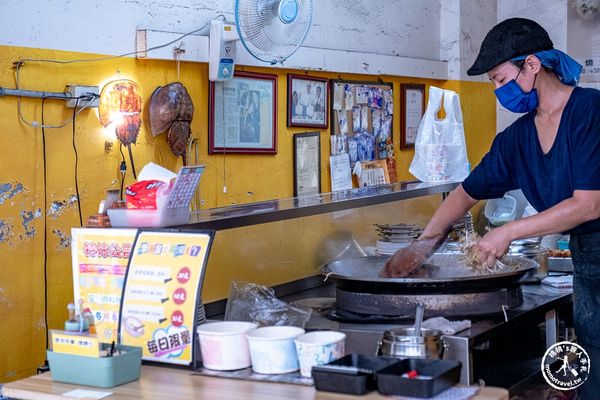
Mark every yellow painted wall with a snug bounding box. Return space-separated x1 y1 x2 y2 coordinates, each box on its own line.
0 45 497 381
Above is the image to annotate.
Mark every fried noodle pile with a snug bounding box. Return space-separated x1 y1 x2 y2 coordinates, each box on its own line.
458 231 513 274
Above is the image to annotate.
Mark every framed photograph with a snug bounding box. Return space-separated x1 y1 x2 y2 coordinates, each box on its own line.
400 83 425 149
209 71 277 154
293 132 321 196
287 74 329 128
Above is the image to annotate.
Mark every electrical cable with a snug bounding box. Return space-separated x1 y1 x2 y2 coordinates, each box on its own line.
72 98 83 227
12 16 223 129
35 94 85 361
12 15 222 123
13 65 95 129
13 16 223 66
40 97 49 359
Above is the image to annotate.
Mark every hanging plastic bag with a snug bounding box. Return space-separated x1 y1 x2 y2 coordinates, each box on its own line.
409 86 469 182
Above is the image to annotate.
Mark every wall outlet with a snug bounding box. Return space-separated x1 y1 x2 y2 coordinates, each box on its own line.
65 84 99 108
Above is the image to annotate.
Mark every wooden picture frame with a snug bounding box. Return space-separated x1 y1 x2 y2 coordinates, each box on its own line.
293 132 321 197
287 74 329 128
400 83 426 149
209 71 277 154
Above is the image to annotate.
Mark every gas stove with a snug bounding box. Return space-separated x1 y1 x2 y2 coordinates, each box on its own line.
283 280 573 393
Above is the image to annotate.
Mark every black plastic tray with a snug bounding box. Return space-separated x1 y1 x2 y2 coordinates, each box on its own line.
312 354 400 395
376 358 461 398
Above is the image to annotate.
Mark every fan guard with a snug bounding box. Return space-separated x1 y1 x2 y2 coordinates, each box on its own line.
235 0 314 64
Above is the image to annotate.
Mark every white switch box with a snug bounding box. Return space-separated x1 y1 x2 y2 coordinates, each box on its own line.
65 85 100 108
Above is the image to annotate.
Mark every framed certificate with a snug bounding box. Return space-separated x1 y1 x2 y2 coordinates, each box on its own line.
293 132 321 197
400 83 425 149
209 71 277 154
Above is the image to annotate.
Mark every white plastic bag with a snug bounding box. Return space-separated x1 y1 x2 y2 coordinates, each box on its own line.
409 86 469 182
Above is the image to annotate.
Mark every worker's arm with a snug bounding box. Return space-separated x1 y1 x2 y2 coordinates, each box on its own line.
475 189 600 266
420 184 478 238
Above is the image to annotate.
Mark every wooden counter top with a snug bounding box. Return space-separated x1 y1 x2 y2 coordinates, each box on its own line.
2 365 508 400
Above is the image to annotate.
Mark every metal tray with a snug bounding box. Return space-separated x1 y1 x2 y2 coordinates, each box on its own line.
548 257 574 273
321 254 538 293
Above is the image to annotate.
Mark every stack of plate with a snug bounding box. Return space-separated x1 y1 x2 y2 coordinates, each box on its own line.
374 224 422 255
445 212 474 251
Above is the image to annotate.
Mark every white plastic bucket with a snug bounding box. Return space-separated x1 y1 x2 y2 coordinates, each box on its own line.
247 326 305 374
196 321 258 370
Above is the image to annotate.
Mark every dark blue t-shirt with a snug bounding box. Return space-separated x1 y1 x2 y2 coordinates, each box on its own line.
463 86 600 235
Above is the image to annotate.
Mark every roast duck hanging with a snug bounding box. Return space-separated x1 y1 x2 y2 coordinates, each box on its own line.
149 82 194 165
99 79 143 178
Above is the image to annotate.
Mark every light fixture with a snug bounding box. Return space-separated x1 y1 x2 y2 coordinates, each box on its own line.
99 79 143 178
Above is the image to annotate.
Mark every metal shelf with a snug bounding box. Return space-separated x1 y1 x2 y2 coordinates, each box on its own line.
180 180 459 231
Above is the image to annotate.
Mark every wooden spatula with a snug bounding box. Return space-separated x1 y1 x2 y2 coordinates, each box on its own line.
379 229 450 278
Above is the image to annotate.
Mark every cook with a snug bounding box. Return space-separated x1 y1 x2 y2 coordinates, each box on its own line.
383 18 600 399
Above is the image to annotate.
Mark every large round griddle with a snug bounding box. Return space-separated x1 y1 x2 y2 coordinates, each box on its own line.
321 254 538 294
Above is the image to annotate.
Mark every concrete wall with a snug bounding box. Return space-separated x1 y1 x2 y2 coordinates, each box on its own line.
0 1 445 76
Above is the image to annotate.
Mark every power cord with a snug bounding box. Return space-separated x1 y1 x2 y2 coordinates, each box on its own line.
12 16 222 129
119 143 127 201
38 97 50 374
72 98 83 227
34 95 87 374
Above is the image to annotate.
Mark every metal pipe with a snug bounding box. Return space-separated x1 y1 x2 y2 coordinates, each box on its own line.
0 87 72 99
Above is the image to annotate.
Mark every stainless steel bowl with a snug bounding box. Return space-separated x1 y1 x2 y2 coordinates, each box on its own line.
378 327 444 359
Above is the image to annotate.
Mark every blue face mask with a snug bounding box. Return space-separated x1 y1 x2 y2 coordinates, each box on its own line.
494 69 538 113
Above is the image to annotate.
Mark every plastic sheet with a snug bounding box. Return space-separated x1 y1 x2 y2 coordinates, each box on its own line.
224 281 312 328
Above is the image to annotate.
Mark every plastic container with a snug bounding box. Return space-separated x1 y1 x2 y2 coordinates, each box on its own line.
548 257 574 273
107 206 189 228
294 331 346 377
312 354 401 395
47 344 142 388
376 358 461 398
557 236 570 251
246 326 305 374
484 195 517 226
196 321 258 370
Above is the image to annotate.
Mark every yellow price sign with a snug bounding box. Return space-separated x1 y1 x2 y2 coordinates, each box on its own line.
51 331 101 358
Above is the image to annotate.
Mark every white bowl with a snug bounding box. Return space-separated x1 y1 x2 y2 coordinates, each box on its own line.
247 326 305 374
197 321 258 370
294 331 346 377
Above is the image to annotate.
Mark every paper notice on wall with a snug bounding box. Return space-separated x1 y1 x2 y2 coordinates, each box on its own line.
119 230 214 365
330 153 353 191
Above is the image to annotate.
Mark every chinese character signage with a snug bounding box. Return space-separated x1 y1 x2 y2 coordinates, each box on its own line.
50 331 101 358
578 58 600 83
118 230 213 365
71 228 137 344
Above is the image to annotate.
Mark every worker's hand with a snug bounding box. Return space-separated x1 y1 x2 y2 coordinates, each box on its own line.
470 226 512 268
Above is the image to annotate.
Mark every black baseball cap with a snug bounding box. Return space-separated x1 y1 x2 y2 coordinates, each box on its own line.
467 18 554 76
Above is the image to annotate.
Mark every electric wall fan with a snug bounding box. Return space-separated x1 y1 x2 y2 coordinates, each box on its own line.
209 0 314 81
